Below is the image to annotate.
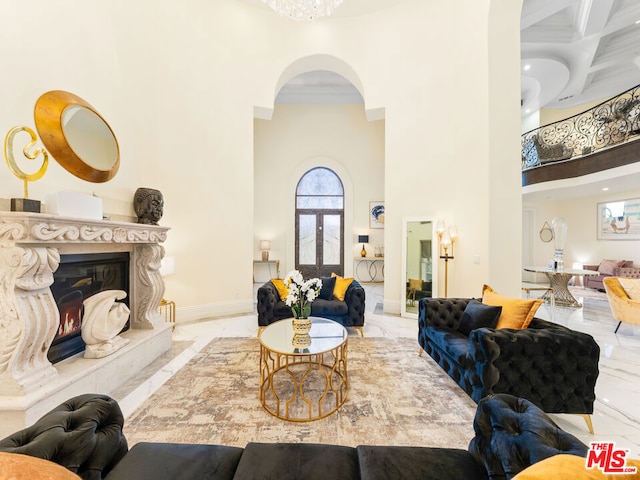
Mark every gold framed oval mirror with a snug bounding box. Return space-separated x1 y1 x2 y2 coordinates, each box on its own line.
34 90 119 183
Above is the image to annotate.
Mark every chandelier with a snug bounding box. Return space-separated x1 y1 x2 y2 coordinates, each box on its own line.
262 0 344 21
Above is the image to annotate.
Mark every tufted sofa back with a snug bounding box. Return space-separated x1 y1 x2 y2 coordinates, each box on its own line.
0 394 128 480
418 297 470 330
469 394 588 480
618 267 640 279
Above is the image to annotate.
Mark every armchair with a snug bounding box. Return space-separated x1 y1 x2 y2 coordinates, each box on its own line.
603 276 640 333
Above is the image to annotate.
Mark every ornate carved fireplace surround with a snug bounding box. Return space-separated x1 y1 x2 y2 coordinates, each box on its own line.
0 211 172 436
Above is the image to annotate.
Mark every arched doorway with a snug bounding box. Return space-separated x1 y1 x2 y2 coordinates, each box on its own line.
295 167 344 278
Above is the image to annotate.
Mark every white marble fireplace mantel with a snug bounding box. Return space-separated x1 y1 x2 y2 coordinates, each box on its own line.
0 211 172 436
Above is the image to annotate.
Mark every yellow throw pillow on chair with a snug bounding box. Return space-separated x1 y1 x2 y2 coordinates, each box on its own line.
482 284 542 330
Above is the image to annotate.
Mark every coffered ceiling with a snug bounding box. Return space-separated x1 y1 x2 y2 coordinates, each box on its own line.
521 0 640 115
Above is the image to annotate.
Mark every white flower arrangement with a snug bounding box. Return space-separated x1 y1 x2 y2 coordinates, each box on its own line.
283 270 323 319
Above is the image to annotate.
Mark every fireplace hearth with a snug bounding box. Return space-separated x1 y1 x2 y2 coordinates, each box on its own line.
48 252 130 363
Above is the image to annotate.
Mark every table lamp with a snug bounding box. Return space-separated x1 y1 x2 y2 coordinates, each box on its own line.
358 235 369 257
260 240 272 261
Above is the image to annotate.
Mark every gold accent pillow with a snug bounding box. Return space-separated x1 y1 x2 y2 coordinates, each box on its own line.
0 452 81 480
482 284 542 330
512 453 640 479
271 278 288 301
331 274 354 301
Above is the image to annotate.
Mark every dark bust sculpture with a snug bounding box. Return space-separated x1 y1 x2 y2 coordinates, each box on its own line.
134 187 164 225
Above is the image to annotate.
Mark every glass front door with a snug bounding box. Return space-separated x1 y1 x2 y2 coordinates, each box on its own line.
296 210 344 278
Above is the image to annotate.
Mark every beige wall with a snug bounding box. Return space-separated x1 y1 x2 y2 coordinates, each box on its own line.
254 104 384 280
540 99 605 126
0 0 523 320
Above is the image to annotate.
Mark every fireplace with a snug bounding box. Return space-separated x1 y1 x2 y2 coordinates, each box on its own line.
0 210 169 420
48 252 130 363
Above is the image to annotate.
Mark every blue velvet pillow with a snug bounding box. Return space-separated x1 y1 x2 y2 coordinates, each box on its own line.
458 299 502 336
318 276 336 300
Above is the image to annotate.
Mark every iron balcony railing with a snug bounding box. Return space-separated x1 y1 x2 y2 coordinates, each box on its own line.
522 84 640 171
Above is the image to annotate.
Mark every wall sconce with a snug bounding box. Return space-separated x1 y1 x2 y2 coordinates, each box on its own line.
358 235 369 257
260 240 272 261
436 221 458 297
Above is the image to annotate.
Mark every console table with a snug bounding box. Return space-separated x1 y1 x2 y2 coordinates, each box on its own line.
253 260 280 283
354 257 384 282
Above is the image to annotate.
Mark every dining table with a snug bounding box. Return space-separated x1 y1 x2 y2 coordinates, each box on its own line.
523 266 600 307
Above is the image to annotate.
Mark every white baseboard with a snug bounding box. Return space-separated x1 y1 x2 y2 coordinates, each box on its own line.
176 299 254 324
383 299 401 315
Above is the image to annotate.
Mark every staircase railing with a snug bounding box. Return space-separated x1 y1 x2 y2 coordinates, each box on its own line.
522 84 640 171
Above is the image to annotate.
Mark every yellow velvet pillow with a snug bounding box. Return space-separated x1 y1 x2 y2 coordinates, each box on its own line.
331 273 354 301
271 278 288 301
482 284 542 330
513 453 640 479
0 452 81 480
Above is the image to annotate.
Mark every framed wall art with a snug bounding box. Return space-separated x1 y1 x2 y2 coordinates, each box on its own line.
597 198 640 240
370 201 385 229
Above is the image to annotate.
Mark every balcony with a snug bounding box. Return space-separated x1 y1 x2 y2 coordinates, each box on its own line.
522 85 640 187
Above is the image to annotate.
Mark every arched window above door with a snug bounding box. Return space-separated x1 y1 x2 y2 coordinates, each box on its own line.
296 167 344 209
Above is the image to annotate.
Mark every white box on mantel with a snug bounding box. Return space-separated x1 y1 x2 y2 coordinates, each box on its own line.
45 191 103 220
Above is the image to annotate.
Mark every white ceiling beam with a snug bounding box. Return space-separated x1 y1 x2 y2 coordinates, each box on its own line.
575 0 614 38
521 0 576 30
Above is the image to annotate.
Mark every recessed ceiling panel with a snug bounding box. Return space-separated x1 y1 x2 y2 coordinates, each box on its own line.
521 58 570 112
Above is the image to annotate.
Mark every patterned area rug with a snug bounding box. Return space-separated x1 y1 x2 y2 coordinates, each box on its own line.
124 337 478 449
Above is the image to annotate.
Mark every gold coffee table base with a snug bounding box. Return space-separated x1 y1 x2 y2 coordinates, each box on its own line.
259 333 348 422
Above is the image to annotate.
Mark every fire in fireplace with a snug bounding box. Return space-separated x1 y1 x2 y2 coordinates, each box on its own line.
48 252 130 363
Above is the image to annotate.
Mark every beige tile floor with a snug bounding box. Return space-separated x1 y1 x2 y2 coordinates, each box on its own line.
114 283 640 457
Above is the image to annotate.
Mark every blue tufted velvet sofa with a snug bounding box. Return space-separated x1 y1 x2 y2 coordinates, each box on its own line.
256 279 365 330
418 298 600 425
0 393 590 480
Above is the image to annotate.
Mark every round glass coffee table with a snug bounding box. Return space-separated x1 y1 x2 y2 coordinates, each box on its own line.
258 317 348 422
